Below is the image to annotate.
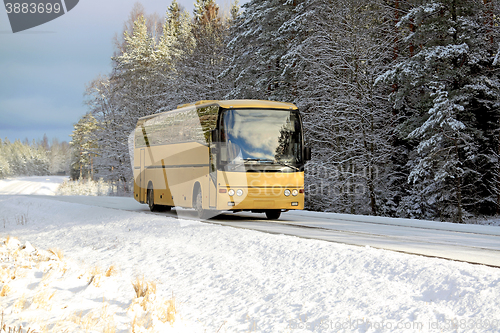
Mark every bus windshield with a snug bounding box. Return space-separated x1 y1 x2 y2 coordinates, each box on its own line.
220 109 303 169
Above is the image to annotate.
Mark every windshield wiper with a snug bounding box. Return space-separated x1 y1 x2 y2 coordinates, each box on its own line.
243 158 300 171
274 160 300 171
226 163 243 171
243 158 274 163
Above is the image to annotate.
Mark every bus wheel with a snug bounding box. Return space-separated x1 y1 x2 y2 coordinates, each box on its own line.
194 190 207 219
147 188 158 212
265 210 281 220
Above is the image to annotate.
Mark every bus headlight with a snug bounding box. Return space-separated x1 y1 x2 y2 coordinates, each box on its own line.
284 189 291 197
236 189 243 196
292 189 298 196
228 189 235 196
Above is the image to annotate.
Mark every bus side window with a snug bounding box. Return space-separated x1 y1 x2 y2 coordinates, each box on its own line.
219 114 228 162
220 142 227 162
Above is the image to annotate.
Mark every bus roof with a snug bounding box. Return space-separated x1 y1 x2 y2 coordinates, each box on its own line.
138 99 298 122
176 99 298 110
216 100 298 110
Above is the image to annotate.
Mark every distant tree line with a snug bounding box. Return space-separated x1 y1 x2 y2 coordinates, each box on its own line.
74 0 500 222
0 135 71 179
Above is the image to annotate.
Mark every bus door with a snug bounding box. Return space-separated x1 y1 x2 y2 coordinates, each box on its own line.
209 142 217 208
139 148 146 203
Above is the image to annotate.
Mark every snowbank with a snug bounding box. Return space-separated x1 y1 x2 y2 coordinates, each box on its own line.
0 176 66 196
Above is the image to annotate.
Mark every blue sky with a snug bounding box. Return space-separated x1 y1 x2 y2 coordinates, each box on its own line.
0 0 246 144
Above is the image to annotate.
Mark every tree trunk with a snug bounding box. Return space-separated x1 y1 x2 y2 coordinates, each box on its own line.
454 140 463 223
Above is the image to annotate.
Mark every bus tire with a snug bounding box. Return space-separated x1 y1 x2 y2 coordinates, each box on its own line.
147 188 171 212
147 188 159 212
194 189 207 219
265 210 281 220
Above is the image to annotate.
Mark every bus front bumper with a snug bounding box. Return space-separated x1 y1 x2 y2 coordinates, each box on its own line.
217 187 304 210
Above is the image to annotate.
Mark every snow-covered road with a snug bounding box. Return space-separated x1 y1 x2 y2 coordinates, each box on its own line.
0 176 67 196
30 193 500 267
208 211 500 268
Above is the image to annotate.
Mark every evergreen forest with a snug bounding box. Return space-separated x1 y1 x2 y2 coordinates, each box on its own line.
75 0 500 223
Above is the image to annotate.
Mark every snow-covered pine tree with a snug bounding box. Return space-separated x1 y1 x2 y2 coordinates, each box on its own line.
29 139 50 176
0 139 11 179
48 138 71 175
407 83 473 222
113 2 163 57
84 76 120 182
229 0 240 22
460 0 500 215
155 0 195 110
85 3 195 189
276 0 395 215
69 113 99 180
0 139 50 178
224 0 301 100
175 0 231 103
378 0 500 222
102 13 163 188
113 15 158 120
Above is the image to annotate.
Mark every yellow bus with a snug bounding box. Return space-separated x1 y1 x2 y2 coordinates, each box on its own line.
133 99 311 219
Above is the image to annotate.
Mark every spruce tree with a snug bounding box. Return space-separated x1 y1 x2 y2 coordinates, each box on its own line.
176 0 230 103
378 0 500 222
224 0 302 99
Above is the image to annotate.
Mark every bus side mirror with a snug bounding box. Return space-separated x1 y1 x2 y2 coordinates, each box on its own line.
304 147 311 161
211 129 218 142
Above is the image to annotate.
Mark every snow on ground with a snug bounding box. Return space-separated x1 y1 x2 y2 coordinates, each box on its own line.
1 194 500 332
0 176 67 196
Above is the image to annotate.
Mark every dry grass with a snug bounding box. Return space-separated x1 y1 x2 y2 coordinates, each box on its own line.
157 297 176 324
13 294 27 313
80 311 99 332
129 277 177 330
87 266 103 287
4 235 20 249
99 302 114 322
36 323 50 333
131 313 153 333
31 288 56 310
105 265 118 277
1 237 180 332
0 238 123 332
91 266 101 276
15 214 28 226
70 302 116 333
129 295 177 331
48 320 66 333
132 276 156 299
0 321 38 333
0 284 11 297
70 311 84 326
14 268 27 280
103 322 116 333
0 267 14 284
70 310 99 332
40 269 55 287
99 302 116 332
48 248 64 261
